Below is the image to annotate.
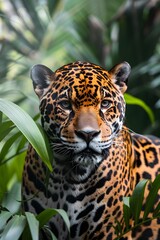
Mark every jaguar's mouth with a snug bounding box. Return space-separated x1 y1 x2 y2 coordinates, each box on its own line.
71 147 102 167
78 147 100 155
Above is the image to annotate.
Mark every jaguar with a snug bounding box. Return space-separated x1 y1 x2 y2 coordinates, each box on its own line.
22 61 160 240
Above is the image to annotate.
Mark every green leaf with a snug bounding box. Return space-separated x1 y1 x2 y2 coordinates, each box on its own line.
47 0 61 17
17 135 28 152
0 211 12 231
56 209 70 232
43 226 57 240
0 98 53 171
37 208 70 232
0 132 21 163
0 215 26 240
114 219 123 236
153 202 160 217
0 111 2 123
123 197 131 230
2 182 21 214
143 174 160 220
0 120 15 142
25 212 39 240
124 93 155 123
130 179 148 225
123 196 130 208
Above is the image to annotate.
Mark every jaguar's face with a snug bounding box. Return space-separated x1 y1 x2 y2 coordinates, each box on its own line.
31 61 131 172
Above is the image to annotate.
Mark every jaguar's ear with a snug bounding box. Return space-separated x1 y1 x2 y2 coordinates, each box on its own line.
108 62 131 93
30 64 54 98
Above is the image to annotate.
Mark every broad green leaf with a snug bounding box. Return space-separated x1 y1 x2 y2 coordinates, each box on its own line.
0 98 53 171
25 212 39 240
143 174 160 220
0 120 15 142
124 93 155 123
17 135 28 152
0 211 12 231
56 209 70 232
123 196 130 208
0 132 21 163
130 179 148 225
37 208 70 232
2 182 21 214
1 215 26 240
123 197 131 230
43 226 57 240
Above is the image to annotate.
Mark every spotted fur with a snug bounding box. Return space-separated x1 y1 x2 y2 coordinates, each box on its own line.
22 61 160 240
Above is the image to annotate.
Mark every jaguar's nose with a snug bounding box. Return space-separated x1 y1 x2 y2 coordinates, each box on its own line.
75 129 101 143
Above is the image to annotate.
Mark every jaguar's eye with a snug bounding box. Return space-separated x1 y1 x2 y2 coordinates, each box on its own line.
101 100 111 109
59 100 72 110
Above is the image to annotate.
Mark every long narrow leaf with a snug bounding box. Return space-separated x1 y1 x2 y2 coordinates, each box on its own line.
0 211 12 231
153 202 160 217
1 215 26 240
0 99 52 171
0 111 2 123
17 135 28 152
2 182 21 214
37 208 70 232
123 197 131 230
47 0 61 17
43 227 57 240
0 121 15 141
0 132 21 162
124 93 155 123
21 0 45 41
114 220 123 236
25 212 39 240
130 179 148 225
143 174 160 220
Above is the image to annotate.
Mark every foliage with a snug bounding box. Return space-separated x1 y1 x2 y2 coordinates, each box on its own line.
114 175 160 239
0 183 70 240
1 171 160 239
124 93 155 123
0 99 52 170
0 0 158 193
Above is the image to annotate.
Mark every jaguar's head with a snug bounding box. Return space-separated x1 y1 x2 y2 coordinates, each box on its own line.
31 61 130 178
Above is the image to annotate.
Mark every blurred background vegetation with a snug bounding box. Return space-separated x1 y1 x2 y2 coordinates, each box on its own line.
0 0 160 207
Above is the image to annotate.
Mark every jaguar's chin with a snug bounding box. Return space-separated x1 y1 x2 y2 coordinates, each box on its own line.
53 147 104 181
73 151 102 166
